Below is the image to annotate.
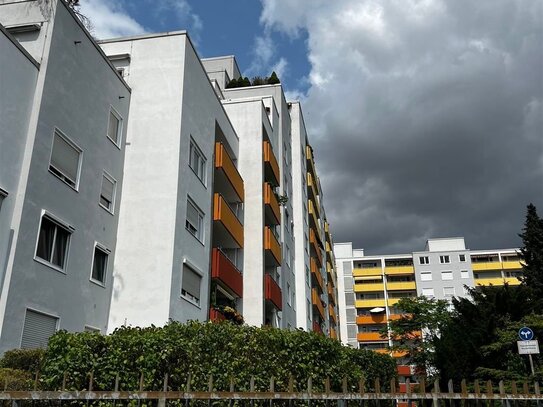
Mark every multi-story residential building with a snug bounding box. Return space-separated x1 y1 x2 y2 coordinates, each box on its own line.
0 0 130 353
335 237 523 351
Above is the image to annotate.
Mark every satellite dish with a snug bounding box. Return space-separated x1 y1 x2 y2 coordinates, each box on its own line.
369 307 385 313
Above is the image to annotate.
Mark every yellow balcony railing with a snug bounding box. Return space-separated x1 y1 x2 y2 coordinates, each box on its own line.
330 328 337 340
306 145 317 179
312 288 325 319
357 332 386 342
327 282 336 305
354 283 385 292
310 257 324 291
386 281 416 291
355 299 386 308
384 266 415 275
353 268 382 278
504 277 522 285
387 298 401 306
213 193 243 248
307 172 318 202
475 277 521 286
471 262 501 271
502 261 523 270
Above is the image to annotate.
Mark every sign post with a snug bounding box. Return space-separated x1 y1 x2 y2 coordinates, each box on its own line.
518 327 538 375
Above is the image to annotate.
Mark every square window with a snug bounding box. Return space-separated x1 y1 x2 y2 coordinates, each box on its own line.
36 215 71 270
189 139 206 184
21 309 58 349
460 270 469 279
49 129 81 189
441 271 453 281
181 264 201 305
439 255 450 264
107 108 122 146
422 288 434 298
443 287 455 297
91 245 108 284
99 172 116 213
420 271 432 281
186 198 204 242
459 254 466 262
419 256 429 265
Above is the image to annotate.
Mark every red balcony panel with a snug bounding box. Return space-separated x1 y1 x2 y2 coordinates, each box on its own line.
211 248 243 298
312 321 323 334
397 365 412 376
209 308 226 322
264 274 282 310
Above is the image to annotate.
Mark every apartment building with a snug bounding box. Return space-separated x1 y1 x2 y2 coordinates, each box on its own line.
335 238 523 351
0 0 130 353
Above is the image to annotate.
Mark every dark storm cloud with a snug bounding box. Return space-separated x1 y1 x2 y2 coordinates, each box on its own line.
262 0 543 253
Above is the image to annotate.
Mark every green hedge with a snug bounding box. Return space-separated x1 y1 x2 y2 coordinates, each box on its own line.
39 321 396 392
0 348 44 372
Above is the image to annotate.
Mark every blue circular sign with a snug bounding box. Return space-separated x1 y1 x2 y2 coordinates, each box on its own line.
518 327 534 341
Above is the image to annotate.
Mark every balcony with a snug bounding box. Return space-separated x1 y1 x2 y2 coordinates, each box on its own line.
329 304 337 323
213 193 243 248
504 276 521 285
211 248 243 298
386 281 416 291
264 274 282 310
397 365 412 376
306 145 317 178
475 277 520 286
355 299 386 308
354 283 385 292
310 228 323 267
472 262 501 271
353 267 382 278
312 288 325 319
264 182 280 225
325 241 332 254
209 308 226 322
357 332 385 341
356 314 403 325
308 200 320 231
214 142 244 202
313 321 323 334
327 283 336 305
264 226 281 266
330 328 337 340
307 172 318 202
309 196 321 220
263 140 280 187
384 266 414 275
310 257 324 291
387 298 401 306
502 260 523 270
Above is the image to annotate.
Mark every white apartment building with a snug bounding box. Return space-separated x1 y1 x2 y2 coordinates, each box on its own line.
0 0 130 353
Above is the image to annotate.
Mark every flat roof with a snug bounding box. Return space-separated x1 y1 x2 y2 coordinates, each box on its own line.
98 30 187 44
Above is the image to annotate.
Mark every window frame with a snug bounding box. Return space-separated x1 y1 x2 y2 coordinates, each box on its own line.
185 197 205 243
188 138 207 186
419 256 429 265
443 287 455 297
99 171 117 214
106 106 123 148
33 210 74 274
19 307 59 349
180 259 203 307
459 254 466 262
421 288 435 298
460 270 470 279
420 271 432 281
90 242 110 287
441 270 453 281
439 255 451 264
48 128 83 191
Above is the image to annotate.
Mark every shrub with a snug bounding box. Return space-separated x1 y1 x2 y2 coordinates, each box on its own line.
0 348 44 372
267 71 280 84
0 368 34 390
251 76 266 86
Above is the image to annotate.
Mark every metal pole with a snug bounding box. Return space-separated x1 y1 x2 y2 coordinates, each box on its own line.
528 355 535 375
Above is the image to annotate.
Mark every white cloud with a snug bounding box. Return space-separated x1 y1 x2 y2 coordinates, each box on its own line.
79 0 145 39
153 0 203 45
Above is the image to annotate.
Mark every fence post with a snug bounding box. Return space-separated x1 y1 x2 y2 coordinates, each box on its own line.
359 378 365 407
185 373 191 407
289 375 294 407
115 373 120 392
250 376 255 407
325 377 331 407
158 373 168 407
229 376 235 407
270 377 275 407
139 372 144 391
374 378 381 407
61 372 67 391
406 378 411 407
33 370 39 391
343 377 349 407
432 379 440 407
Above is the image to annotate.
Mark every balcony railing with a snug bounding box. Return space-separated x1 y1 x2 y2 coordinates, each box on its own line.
327 283 336 305
329 304 337 323
502 260 523 270
354 283 385 292
386 281 416 291
209 308 226 322
329 328 337 339
215 142 244 202
355 299 386 308
306 145 317 178
357 332 385 342
264 274 282 310
264 182 280 225
353 268 382 278
356 314 403 325
211 248 243 298
263 140 280 186
309 228 323 267
264 226 281 265
213 193 243 248
312 321 323 334
384 266 414 275
307 172 318 201
311 288 325 319
310 257 324 291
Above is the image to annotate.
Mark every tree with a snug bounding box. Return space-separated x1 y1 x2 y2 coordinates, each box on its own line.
387 296 451 376
519 203 543 301
268 71 280 84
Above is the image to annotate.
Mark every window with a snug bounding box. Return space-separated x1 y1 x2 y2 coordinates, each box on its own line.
439 255 450 264
0 188 7 211
35 215 71 271
21 309 58 349
99 172 116 213
49 129 81 189
441 271 453 281
305 233 309 253
287 283 291 305
91 245 109 285
189 139 206 184
84 326 100 333
420 271 432 281
422 288 434 298
443 287 455 297
460 270 469 279
419 256 429 265
107 108 122 146
181 264 201 305
459 254 466 262
186 198 204 242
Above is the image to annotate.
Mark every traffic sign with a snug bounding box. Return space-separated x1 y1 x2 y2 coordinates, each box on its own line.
518 327 534 341
517 340 540 355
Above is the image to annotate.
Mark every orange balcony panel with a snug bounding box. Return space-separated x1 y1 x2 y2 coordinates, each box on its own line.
211 248 243 298
397 365 412 376
209 308 226 322
307 172 318 202
311 288 325 319
329 304 337 323
313 321 323 334
357 332 385 341
310 257 324 291
213 193 243 248
214 142 244 202
327 283 336 305
310 228 323 267
264 226 281 265
264 274 282 310
356 314 403 325
330 328 337 340
306 145 317 179
399 384 418 394
263 140 280 186
264 182 280 225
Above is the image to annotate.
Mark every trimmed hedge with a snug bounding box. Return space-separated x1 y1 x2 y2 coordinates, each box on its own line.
39 321 396 392
0 348 44 372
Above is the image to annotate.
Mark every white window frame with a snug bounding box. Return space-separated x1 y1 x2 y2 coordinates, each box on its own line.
420 271 432 281
443 287 455 297
419 256 429 265
19 307 59 349
439 255 450 264
441 270 453 281
460 270 470 279
180 258 203 308
84 325 101 333
185 197 204 243
106 106 123 148
99 171 117 214
189 138 207 185
459 254 466 262
90 242 110 287
48 128 83 191
421 288 434 298
34 210 74 274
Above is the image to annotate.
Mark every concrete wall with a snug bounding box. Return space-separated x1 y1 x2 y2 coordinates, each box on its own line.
0 0 130 352
201 56 240 89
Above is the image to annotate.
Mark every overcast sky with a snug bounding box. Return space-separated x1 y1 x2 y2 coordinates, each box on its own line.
81 0 543 255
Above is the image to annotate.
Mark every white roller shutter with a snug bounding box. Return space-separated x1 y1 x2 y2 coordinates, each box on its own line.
21 309 58 349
